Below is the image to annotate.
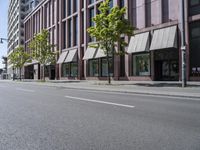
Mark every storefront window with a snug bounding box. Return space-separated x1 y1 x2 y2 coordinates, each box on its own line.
62 62 78 77
71 62 78 77
133 54 150 76
62 63 70 77
190 21 200 76
101 58 113 77
170 61 179 77
89 59 99 76
44 66 49 77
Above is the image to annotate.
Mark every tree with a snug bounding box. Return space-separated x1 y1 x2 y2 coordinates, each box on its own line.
87 0 134 84
29 29 56 81
8 46 31 80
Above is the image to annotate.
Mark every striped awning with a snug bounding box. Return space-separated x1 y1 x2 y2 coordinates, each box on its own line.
24 60 39 66
127 32 150 53
83 47 97 60
57 51 68 64
150 26 177 51
95 48 106 58
64 49 78 63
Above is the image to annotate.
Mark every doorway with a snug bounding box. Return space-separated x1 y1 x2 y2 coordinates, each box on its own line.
50 65 56 80
155 60 179 81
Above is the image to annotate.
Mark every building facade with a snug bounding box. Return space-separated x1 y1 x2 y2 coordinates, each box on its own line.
7 0 41 78
24 0 200 81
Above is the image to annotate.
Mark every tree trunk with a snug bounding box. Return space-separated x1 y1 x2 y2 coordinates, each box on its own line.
43 64 45 82
13 67 15 81
20 68 22 81
106 51 111 84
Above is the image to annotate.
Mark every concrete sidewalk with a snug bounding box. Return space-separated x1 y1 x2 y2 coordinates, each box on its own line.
49 81 200 98
2 79 200 99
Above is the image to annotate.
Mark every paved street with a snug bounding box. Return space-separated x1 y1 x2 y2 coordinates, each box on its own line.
0 82 200 150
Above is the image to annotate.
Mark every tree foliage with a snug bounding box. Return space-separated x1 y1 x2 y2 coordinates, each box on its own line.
29 29 56 65
87 0 134 83
29 29 56 81
8 46 31 80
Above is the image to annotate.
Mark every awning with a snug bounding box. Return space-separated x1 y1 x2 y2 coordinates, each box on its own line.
57 51 68 64
83 47 97 60
64 49 78 63
95 48 106 58
24 60 39 66
150 26 177 51
127 32 150 53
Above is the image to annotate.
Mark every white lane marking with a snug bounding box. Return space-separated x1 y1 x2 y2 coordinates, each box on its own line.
66 89 200 101
65 95 135 108
16 88 35 93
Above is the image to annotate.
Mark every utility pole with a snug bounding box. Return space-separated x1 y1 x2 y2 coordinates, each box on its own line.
180 0 187 87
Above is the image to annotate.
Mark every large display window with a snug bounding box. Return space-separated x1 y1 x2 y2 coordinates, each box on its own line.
133 54 150 76
89 59 99 77
62 62 78 77
101 58 113 77
88 57 113 77
190 21 200 76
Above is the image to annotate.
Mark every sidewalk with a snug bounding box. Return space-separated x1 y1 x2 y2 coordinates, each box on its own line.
4 79 200 99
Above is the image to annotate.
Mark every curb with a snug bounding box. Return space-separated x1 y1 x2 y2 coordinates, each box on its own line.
37 84 200 100
2 80 200 99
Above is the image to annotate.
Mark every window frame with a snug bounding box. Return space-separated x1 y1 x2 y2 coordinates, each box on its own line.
189 0 200 16
62 62 78 77
132 53 151 76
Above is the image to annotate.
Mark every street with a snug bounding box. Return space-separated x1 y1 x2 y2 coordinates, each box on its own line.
0 82 199 150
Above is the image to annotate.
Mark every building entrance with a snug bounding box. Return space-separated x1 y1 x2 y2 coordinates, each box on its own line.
50 65 55 80
154 49 179 81
24 65 34 79
155 60 179 81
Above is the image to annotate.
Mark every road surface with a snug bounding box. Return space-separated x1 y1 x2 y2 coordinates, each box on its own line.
0 82 199 150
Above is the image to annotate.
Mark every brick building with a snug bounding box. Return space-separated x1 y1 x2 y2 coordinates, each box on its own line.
24 0 200 81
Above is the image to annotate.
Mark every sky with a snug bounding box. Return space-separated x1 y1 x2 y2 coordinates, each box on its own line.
0 0 9 68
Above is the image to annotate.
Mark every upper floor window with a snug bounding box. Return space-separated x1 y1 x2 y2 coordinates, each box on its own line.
162 0 169 23
89 7 95 27
145 0 151 27
89 7 95 42
119 0 125 8
63 21 66 49
63 0 66 18
68 0 72 16
74 16 78 46
68 19 72 47
74 0 78 12
109 0 113 8
189 0 200 16
89 0 95 4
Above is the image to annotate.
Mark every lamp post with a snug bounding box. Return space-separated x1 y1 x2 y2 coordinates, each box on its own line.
0 38 15 80
180 0 187 87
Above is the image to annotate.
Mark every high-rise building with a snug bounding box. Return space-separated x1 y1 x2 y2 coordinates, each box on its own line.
7 0 41 78
24 0 200 81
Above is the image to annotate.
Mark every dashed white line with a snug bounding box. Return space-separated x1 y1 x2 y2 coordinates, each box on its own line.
65 95 135 108
16 88 35 93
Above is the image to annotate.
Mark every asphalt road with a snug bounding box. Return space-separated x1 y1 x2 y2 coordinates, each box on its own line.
0 82 199 150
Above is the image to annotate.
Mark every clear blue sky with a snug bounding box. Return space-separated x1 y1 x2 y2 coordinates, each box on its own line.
0 0 9 68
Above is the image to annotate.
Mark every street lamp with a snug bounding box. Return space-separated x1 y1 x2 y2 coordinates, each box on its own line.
0 38 15 80
180 0 187 87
